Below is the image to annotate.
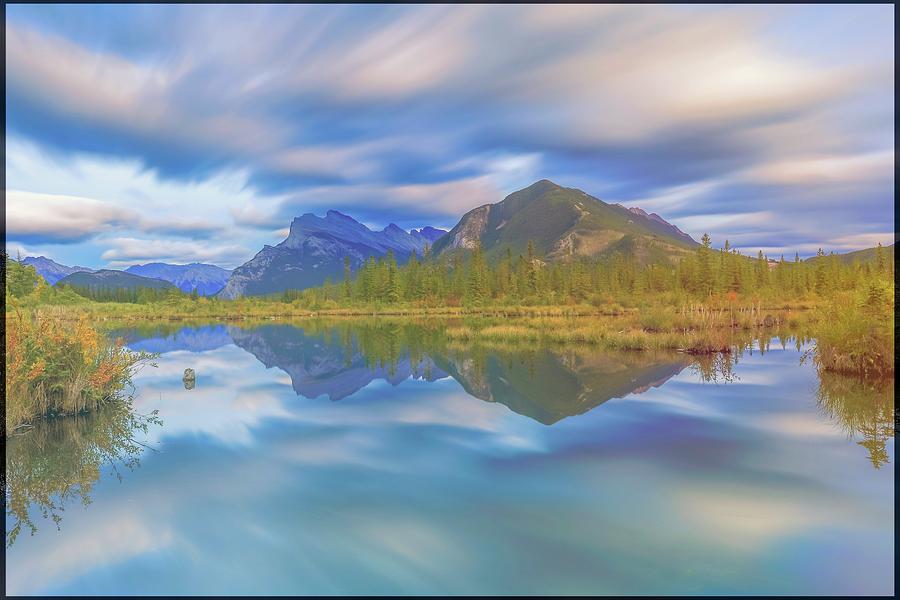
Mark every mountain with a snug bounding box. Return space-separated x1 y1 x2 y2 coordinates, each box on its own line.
411 226 448 243
616 206 695 245
56 269 177 291
21 256 94 285
107 324 234 354
433 347 689 425
431 179 697 263
805 243 895 265
218 210 447 299
125 262 232 296
225 323 689 424
229 324 448 401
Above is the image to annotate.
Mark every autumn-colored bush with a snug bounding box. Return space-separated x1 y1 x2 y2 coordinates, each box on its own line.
5 304 157 434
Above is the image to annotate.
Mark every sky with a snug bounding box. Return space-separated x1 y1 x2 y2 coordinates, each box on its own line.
4 4 895 269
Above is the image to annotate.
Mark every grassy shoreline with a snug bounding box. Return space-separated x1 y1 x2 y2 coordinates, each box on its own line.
4 291 891 435
13 296 818 321
17 301 816 351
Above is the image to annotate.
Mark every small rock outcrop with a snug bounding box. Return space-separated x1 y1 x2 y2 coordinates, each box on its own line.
183 368 196 390
445 205 491 250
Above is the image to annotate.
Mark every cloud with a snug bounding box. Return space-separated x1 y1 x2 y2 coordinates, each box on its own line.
5 188 231 245
138 217 226 239
4 241 38 261
272 176 505 228
7 511 173 596
739 150 894 186
7 7 890 187
4 4 894 260
5 190 139 243
100 237 252 268
5 21 285 180
229 202 286 229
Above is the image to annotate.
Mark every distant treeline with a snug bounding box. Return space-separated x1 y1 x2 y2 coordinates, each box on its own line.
4 237 894 308
280 237 895 307
56 283 196 304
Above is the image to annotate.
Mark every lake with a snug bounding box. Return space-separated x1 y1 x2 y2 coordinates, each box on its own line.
4 321 894 595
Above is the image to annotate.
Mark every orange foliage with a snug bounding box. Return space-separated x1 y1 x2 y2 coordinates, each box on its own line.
5 303 151 433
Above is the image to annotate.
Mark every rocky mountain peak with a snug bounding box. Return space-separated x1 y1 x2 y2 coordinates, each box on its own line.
219 210 446 298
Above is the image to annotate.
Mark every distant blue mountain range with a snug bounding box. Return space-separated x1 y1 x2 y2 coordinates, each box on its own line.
21 256 94 285
21 213 445 299
125 263 232 295
22 256 231 295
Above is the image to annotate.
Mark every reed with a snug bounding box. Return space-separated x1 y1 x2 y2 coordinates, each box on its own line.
4 303 157 435
808 285 894 376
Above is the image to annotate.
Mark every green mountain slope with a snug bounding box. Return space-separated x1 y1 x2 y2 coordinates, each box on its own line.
805 243 895 265
431 179 697 263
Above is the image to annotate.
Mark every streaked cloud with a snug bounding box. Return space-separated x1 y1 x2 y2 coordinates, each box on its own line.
6 190 139 243
7 510 174 596
740 150 894 186
101 237 252 269
4 4 894 265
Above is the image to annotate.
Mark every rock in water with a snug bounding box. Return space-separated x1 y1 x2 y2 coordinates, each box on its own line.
183 368 196 390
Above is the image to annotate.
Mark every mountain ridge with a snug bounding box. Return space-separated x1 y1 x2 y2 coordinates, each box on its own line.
22 256 94 285
218 211 448 298
125 262 232 295
804 243 895 265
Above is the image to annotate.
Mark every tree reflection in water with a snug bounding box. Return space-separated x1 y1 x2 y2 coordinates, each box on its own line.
815 372 895 469
690 351 740 384
4 398 162 547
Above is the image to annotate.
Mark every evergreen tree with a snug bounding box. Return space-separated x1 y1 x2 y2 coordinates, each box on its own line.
466 244 488 305
875 242 886 275
814 248 828 295
343 256 352 300
385 251 400 303
525 240 538 295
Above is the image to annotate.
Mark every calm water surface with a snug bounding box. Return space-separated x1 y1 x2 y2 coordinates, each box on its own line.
5 322 894 595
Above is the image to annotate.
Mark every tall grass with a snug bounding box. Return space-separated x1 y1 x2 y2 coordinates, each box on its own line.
808 284 894 376
4 304 157 434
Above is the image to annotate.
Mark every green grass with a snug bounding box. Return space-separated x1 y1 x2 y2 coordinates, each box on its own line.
807 284 894 376
443 307 804 354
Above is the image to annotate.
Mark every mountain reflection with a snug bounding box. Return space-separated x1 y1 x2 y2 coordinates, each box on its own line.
107 323 233 354
224 321 696 425
228 324 449 402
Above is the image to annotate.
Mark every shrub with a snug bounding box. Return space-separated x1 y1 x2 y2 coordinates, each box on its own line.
808 287 894 376
639 307 676 332
5 304 157 434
